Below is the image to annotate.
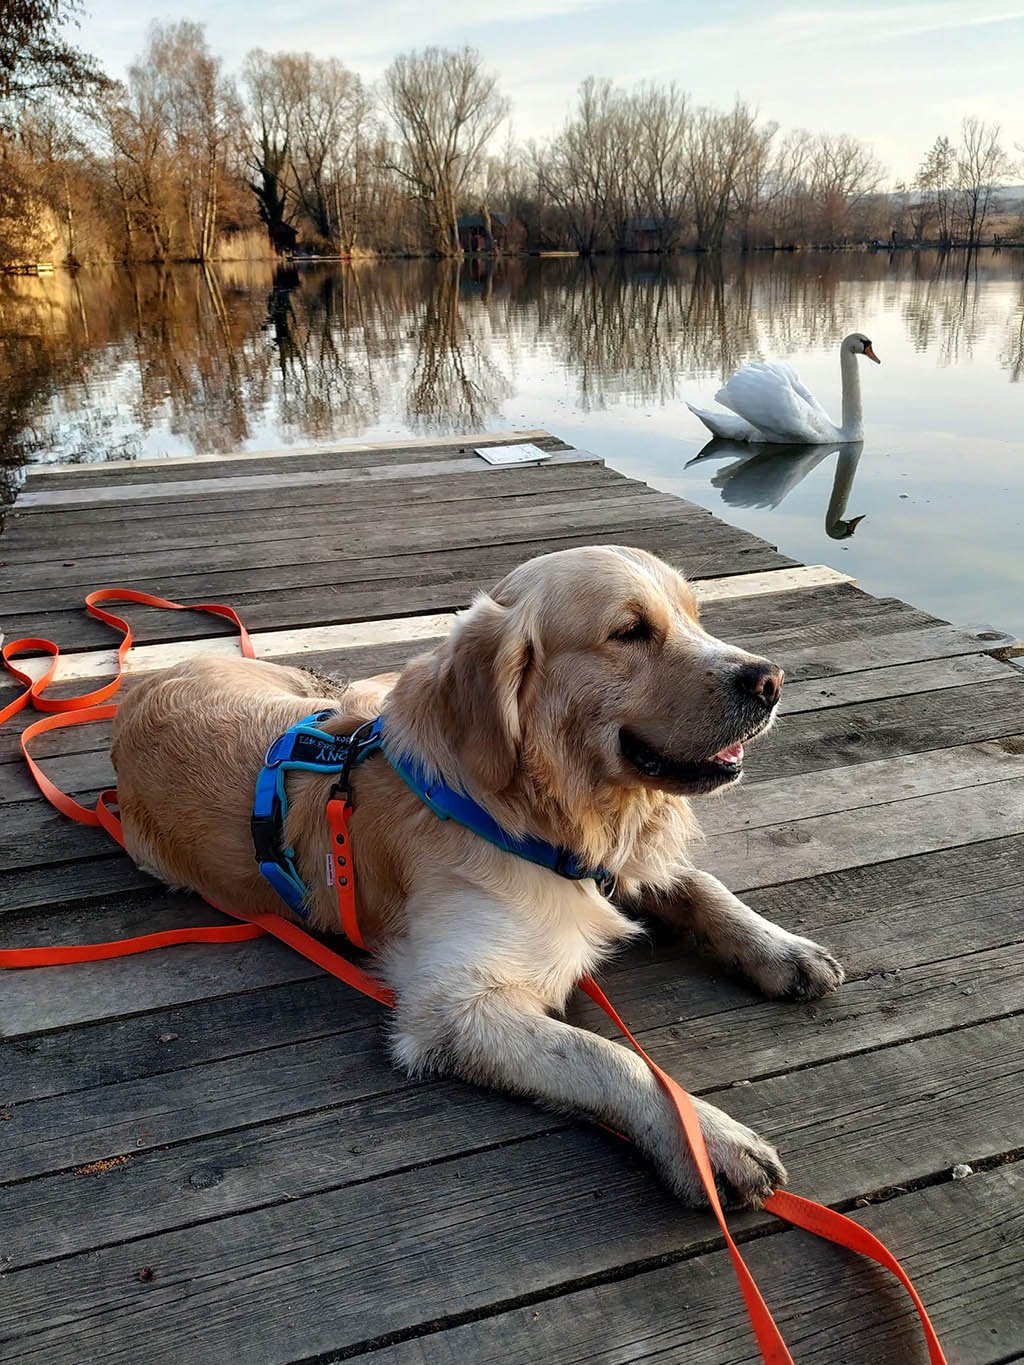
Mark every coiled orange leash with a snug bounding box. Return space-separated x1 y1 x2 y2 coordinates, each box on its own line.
1 591 945 1364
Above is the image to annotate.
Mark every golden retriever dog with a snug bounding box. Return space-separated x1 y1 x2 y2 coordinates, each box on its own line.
112 545 844 1207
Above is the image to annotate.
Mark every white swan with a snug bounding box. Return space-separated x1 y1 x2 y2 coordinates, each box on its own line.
687 333 880 444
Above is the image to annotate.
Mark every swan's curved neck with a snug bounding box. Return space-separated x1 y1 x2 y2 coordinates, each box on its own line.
840 346 863 439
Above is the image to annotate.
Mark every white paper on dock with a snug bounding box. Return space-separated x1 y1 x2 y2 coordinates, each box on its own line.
474 443 552 466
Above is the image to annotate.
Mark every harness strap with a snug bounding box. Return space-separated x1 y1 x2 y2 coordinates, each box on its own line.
384 739 614 892
252 712 384 935
0 588 945 1365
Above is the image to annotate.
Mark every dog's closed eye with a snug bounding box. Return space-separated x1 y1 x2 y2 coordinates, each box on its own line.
609 618 653 644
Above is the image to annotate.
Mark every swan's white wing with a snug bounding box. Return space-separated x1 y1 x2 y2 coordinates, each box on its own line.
715 362 837 443
763 362 832 423
686 402 764 443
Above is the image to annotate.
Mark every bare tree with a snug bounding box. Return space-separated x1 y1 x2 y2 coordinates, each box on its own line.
730 117 777 250
533 79 631 252
383 46 508 256
97 69 176 259
13 101 92 262
915 136 956 245
807 133 884 243
144 23 240 261
0 0 107 107
242 50 298 251
685 101 764 251
288 56 370 253
956 117 1015 246
626 83 691 250
759 129 814 246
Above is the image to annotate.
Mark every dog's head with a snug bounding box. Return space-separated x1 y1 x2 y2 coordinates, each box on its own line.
433 545 782 804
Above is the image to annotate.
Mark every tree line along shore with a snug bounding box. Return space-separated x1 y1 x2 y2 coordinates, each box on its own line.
1 9 1021 270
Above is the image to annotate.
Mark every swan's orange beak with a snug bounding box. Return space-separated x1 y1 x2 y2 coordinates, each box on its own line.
864 344 881 364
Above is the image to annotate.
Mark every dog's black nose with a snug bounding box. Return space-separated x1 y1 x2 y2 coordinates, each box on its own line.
735 661 784 709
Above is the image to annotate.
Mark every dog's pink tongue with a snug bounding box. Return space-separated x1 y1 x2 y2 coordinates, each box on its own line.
712 741 744 764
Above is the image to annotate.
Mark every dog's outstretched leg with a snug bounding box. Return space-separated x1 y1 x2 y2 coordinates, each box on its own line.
648 869 844 1001
385 905 787 1209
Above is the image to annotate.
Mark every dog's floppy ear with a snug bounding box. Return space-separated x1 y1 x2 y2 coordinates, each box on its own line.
440 594 536 796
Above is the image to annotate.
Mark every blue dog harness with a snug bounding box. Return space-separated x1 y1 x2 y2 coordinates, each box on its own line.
251 710 614 927
251 712 385 922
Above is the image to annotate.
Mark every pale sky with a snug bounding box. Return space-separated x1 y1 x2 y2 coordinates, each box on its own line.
78 0 1024 183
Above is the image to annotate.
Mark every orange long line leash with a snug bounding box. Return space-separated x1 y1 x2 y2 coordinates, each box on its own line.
0 591 946 1364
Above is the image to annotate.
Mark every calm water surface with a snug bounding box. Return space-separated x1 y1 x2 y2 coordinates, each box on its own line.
2 252 1022 636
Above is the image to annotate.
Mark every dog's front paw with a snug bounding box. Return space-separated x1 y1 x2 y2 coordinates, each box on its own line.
748 930 845 1001
657 1100 786 1209
647 1095 786 1209
705 1111 788 1208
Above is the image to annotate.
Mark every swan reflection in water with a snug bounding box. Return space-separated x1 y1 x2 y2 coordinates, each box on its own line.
685 441 866 540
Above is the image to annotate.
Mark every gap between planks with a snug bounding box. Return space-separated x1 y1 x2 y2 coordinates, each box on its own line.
10 565 853 685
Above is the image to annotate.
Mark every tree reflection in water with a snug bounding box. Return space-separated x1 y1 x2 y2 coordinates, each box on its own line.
1 248 1020 516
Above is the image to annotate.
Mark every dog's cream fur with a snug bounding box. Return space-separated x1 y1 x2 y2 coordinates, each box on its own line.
112 545 844 1207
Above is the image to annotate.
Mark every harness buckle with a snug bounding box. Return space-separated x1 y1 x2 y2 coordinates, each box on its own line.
250 809 282 862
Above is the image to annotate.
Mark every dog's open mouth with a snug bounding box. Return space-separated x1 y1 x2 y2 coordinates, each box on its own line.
619 728 751 792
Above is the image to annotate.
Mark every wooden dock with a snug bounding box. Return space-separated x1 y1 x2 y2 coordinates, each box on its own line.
1 431 1022 1364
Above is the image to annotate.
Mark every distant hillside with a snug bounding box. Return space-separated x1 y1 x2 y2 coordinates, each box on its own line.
889 184 1024 209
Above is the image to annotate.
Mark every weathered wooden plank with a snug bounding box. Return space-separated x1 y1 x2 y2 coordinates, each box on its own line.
0 579 927 688
3 1023 392 1183
701 580 942 642
625 939 1024 1090
1 805 121 869
705 774 1024 892
780 651 1012 711
0 1017 1018 1363
0 1081 549 1271
0 530 794 653
0 969 374 1100
0 480 657 572
749 676 1024 782
14 449 597 509
779 622 1019 681
741 830 1024 973
6 460 629 535
0 886 331 1031
3 464 631 551
6 568 852 692
5 669 1024 903
0 500 779 619
0 710 115 767
367 1165 1024 1365
7 745 1019 880
0 583 923 725
702 735 1024 836
23 429 559 482
11 619 986 746
0 854 150 915
3 488 675 585
735 606 948 670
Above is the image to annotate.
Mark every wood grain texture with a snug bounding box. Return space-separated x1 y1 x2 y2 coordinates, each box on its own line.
367 1165 1024 1365
0 1018 1019 1364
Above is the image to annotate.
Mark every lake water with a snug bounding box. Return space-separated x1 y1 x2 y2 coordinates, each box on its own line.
2 251 1022 637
